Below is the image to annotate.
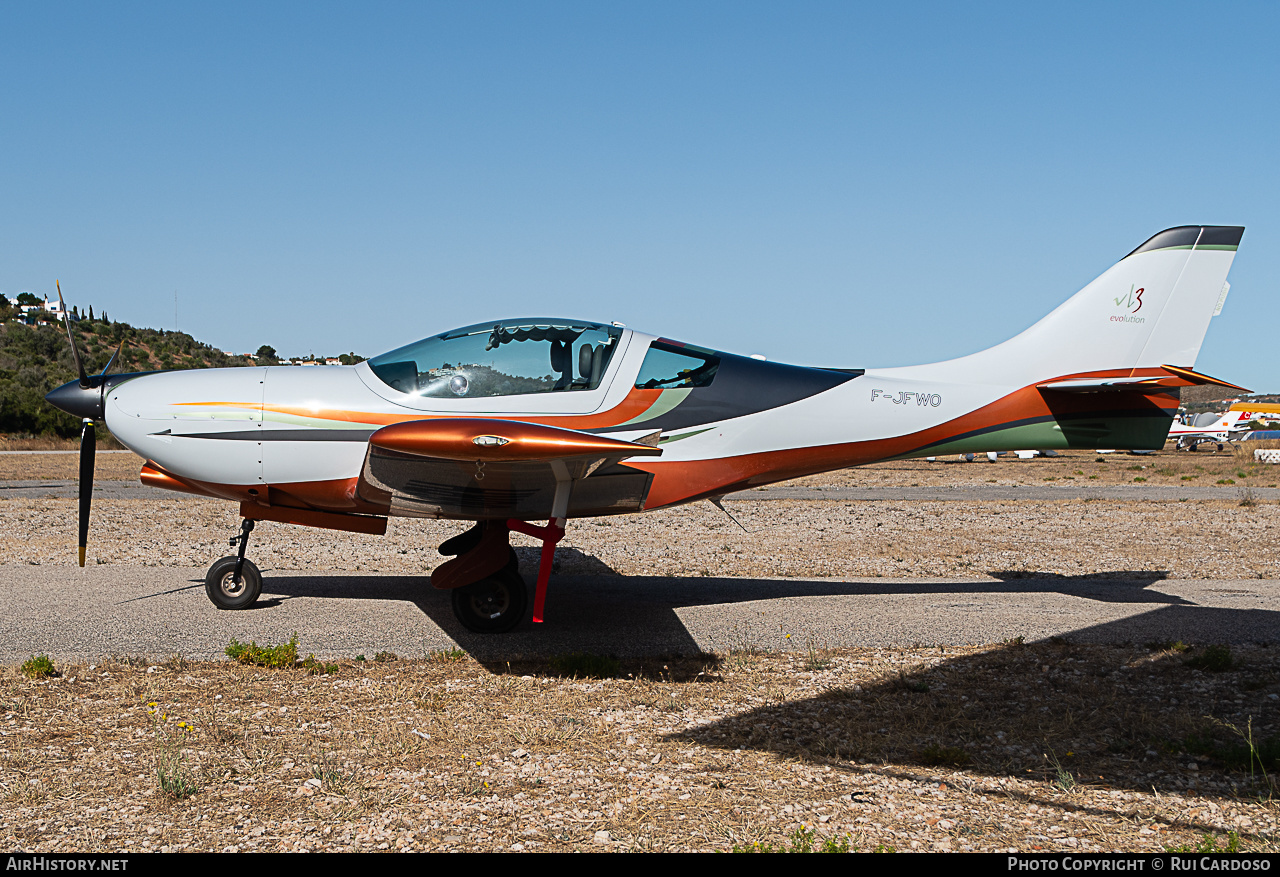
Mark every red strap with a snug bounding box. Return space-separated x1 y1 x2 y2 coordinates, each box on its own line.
507 518 564 623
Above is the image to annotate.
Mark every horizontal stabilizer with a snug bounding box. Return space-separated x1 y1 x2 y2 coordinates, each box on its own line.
1038 366 1250 394
1230 402 1280 415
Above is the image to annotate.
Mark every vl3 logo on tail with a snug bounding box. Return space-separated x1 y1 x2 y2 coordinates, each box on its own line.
1111 284 1145 324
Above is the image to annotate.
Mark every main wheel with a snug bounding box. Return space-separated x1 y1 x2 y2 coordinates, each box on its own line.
205 556 263 610
451 568 528 634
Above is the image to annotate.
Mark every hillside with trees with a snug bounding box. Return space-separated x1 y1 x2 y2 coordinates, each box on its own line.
0 303 254 437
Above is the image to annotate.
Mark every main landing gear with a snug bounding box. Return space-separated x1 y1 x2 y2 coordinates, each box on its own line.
198 512 569 631
205 519 262 610
434 517 565 634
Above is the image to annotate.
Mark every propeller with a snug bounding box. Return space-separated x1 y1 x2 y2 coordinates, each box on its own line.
78 418 94 567
49 281 122 567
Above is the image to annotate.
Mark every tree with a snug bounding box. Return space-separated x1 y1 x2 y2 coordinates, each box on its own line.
16 292 40 307
255 344 278 363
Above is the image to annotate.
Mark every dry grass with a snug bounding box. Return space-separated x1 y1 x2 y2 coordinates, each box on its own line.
2 643 1278 852
0 435 125 452
0 450 142 481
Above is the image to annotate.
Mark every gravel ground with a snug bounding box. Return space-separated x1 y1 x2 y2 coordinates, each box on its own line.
4 493 1279 582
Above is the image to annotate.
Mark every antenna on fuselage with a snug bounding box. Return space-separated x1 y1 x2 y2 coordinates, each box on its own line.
708 495 751 533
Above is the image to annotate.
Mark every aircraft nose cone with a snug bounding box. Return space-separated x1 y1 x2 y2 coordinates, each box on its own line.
45 379 104 420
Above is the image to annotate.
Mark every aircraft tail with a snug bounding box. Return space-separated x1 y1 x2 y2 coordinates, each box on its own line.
902 226 1243 385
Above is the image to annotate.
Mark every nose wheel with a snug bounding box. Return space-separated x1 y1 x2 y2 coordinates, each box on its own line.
205 519 262 610
205 556 263 609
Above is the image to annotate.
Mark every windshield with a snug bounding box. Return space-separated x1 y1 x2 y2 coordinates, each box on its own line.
368 319 623 399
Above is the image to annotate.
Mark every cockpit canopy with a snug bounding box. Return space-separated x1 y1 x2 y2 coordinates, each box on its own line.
368 319 623 399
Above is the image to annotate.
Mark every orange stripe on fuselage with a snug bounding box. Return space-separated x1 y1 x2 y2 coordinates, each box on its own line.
177 387 667 430
630 370 1179 509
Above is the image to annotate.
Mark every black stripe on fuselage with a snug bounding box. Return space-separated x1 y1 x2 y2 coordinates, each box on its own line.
589 354 859 435
157 429 377 441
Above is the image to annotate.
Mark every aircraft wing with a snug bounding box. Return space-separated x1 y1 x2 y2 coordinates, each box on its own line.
355 418 663 520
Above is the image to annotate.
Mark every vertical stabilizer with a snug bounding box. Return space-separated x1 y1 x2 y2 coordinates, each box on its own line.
890 226 1242 384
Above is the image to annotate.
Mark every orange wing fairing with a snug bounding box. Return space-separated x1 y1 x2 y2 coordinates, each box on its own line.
370 418 664 462
239 502 388 536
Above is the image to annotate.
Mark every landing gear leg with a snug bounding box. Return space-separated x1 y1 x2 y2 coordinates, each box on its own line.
506 517 564 624
205 519 262 610
506 465 572 624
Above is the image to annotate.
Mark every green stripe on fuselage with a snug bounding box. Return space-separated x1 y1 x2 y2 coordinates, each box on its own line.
617 388 691 427
893 414 1172 460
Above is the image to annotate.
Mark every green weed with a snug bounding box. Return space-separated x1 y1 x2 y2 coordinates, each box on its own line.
20 655 56 679
1046 750 1076 791
428 648 466 663
301 654 338 675
146 699 199 799
732 827 877 853
804 638 831 671
1165 831 1241 853
1182 718 1280 783
1145 640 1190 653
1185 644 1234 672
311 750 363 795
225 633 300 669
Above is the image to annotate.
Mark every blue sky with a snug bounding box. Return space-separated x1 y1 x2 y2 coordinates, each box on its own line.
3 2 1277 389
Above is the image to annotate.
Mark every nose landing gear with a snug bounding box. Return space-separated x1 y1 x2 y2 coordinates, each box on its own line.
205 519 262 610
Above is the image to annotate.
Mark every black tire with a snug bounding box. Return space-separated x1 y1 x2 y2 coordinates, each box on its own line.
205 556 263 610
451 568 528 634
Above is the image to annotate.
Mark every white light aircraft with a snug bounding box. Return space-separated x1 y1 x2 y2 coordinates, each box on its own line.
47 226 1249 633
1168 408 1251 450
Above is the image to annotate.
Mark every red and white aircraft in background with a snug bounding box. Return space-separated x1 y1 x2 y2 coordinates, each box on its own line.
48 226 1249 632
1168 401 1280 450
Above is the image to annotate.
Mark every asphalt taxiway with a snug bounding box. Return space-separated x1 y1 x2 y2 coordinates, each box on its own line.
3 563 1276 663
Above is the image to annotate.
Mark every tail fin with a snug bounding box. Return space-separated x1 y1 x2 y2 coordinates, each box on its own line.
906 226 1242 384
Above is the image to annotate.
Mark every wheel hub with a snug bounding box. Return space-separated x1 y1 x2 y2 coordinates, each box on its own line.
470 584 510 619
219 573 246 597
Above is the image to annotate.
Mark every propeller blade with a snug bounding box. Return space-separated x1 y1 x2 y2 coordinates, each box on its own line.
78 419 95 567
56 280 88 388
99 341 124 378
